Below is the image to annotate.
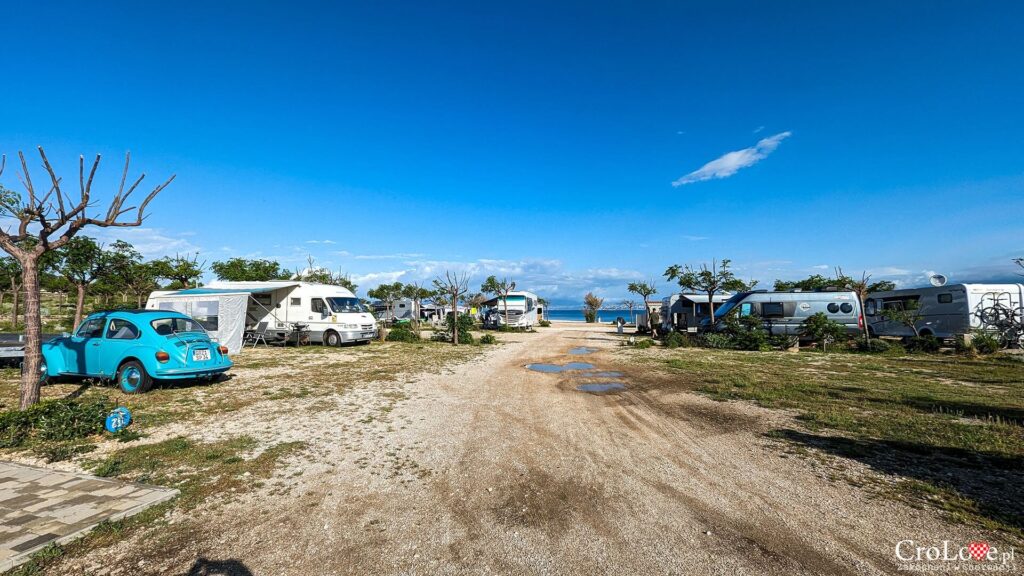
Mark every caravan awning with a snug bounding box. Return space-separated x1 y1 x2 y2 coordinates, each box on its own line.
173 287 286 296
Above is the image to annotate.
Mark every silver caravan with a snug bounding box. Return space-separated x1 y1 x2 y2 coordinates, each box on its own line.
702 289 864 337
660 293 733 334
865 283 1024 345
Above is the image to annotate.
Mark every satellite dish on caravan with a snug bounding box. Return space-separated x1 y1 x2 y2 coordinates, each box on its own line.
929 274 947 287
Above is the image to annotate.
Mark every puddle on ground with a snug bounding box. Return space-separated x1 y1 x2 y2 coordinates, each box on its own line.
568 347 598 355
577 382 627 393
526 362 596 373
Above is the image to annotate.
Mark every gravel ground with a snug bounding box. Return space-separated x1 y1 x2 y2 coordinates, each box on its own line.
48 323 979 575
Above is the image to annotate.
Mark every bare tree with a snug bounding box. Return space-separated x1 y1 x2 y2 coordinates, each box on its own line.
433 270 469 345
0 149 173 409
627 281 657 333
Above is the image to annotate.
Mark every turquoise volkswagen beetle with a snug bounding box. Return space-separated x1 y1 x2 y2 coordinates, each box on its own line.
40 310 233 393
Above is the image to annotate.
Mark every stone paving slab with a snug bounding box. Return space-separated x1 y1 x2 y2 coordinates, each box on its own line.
0 461 178 573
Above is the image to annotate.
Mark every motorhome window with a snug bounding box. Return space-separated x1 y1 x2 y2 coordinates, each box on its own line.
827 303 840 313
713 296 743 318
840 303 853 314
327 297 367 313
739 303 753 316
882 296 918 311
865 299 877 315
938 294 953 304
311 298 326 314
290 297 301 306
192 300 220 331
106 319 140 340
762 302 784 318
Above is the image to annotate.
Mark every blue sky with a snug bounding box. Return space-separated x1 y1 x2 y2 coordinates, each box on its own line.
1 1 1022 306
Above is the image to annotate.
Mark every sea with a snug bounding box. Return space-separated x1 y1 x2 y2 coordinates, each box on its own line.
546 309 636 323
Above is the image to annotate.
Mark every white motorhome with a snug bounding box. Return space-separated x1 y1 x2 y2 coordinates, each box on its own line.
482 291 541 329
147 281 378 352
865 283 1024 345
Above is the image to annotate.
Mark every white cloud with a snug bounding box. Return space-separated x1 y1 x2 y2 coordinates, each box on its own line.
305 239 336 245
350 252 425 260
93 227 201 259
811 264 830 270
753 126 765 134
672 131 792 187
682 235 708 241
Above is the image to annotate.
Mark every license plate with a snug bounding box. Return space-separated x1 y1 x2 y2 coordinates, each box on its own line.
362 332 374 338
192 349 211 361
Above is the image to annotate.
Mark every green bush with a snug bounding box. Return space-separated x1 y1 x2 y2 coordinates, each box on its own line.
855 338 892 353
633 338 653 349
0 397 112 449
385 324 421 343
698 332 735 349
970 331 1001 354
433 313 474 344
538 319 551 327
479 333 498 345
722 315 771 351
798 312 848 349
663 331 691 349
906 335 941 353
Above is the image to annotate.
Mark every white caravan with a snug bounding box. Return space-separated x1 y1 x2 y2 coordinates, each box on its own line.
482 291 541 329
147 281 378 351
865 283 1024 345
660 293 733 334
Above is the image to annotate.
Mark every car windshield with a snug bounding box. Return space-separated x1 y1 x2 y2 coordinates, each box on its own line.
150 317 207 336
709 293 747 319
327 297 366 313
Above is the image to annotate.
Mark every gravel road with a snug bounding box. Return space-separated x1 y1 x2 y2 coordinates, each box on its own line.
61 323 974 575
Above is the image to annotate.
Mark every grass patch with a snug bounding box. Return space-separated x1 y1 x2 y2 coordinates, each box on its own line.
86 435 306 510
635 347 1024 540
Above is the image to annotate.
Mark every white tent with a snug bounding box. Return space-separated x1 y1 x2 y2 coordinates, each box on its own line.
146 287 286 353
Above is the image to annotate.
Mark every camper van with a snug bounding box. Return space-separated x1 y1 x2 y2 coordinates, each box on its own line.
701 290 864 337
865 283 1024 345
147 281 378 352
660 293 732 334
482 291 541 329
635 300 665 334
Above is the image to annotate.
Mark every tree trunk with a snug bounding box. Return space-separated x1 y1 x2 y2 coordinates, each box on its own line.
451 294 458 346
11 285 19 328
73 283 87 329
503 296 509 328
19 258 42 410
707 293 716 324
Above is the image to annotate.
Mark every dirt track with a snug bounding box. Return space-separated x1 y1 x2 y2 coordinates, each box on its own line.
59 323 972 575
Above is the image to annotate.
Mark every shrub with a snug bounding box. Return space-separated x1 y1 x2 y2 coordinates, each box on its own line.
971 331 1001 354
663 331 691 349
721 315 770 351
799 313 847 349
633 338 653 349
386 324 421 343
0 397 112 449
434 313 474 344
479 333 498 345
699 332 736 349
538 319 551 327
906 335 941 353
855 338 892 353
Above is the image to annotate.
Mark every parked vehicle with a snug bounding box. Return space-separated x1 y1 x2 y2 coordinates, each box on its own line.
660 293 733 334
865 283 1024 345
147 281 378 351
701 289 864 337
39 310 232 393
482 291 541 329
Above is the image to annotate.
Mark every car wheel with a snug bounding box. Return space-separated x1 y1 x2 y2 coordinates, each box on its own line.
324 331 342 347
117 360 153 394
